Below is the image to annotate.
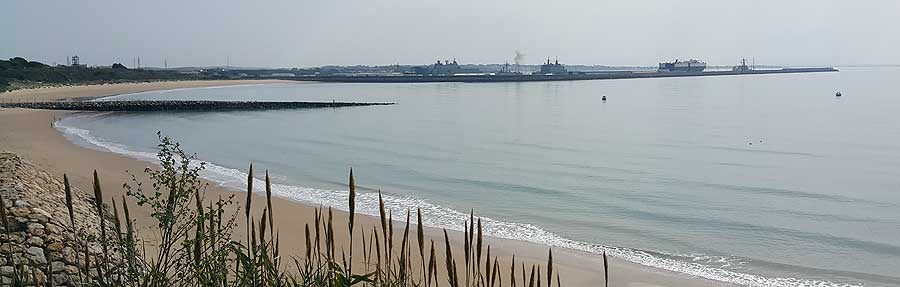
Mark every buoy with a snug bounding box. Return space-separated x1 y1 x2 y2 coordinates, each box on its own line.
836 92 842 97
602 95 607 101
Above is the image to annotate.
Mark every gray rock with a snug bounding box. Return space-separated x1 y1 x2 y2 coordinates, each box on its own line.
64 265 79 275
30 208 52 223
28 227 46 237
31 269 47 284
47 241 65 252
52 273 71 285
0 243 23 254
8 233 23 243
27 235 45 247
45 222 63 235
10 207 30 217
11 253 28 265
27 222 45 230
26 246 47 264
60 247 77 264
14 199 30 208
14 216 29 227
0 266 13 276
51 261 66 273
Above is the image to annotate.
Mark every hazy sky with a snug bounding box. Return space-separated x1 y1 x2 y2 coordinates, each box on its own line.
3 0 898 68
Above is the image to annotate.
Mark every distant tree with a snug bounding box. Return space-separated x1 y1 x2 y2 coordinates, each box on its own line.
0 57 207 92
9 57 28 66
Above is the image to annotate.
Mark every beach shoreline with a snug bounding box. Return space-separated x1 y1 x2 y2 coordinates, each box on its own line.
0 81 735 287
0 79 294 103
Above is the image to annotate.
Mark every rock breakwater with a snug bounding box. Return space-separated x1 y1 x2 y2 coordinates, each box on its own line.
1 100 394 112
0 152 110 286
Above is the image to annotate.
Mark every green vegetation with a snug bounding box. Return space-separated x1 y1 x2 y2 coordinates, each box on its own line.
0 134 614 286
0 57 202 92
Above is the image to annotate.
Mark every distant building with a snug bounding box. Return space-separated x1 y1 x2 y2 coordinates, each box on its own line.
70 55 84 67
535 58 567 75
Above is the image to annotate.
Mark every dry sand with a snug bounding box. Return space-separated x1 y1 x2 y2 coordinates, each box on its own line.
0 81 734 287
0 80 292 103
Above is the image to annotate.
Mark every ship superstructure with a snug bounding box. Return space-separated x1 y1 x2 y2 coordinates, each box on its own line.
732 58 752 72
535 58 568 75
495 62 522 75
413 59 479 76
658 59 706 72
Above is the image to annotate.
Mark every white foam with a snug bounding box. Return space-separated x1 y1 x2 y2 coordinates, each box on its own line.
56 118 861 287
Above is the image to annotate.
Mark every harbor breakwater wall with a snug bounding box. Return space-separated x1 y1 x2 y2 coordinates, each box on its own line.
1 101 394 112
285 67 838 83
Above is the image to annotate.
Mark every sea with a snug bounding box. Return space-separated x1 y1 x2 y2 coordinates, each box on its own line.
57 67 900 287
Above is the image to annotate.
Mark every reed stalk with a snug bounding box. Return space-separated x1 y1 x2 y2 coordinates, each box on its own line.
111 199 123 242
547 249 553 287
327 207 334 261
388 211 394 274
443 229 459 287
63 174 75 227
304 223 311 261
427 240 436 287
246 163 254 269
510 255 516 287
491 258 500 287
92 170 109 283
603 251 609 287
375 227 382 283
0 189 9 231
417 208 426 284
476 217 483 285
265 171 274 241
314 208 321 262
528 265 535 287
400 210 411 281
484 245 491 287
464 222 470 287
348 168 355 274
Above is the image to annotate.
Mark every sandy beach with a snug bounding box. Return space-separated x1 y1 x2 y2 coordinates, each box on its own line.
0 81 734 287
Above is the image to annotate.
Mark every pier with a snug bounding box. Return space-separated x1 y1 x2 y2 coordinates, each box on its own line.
1 100 395 112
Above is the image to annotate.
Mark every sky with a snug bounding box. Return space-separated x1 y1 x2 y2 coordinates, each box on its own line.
2 0 898 68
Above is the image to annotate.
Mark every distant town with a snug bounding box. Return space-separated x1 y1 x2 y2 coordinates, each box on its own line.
1 55 831 91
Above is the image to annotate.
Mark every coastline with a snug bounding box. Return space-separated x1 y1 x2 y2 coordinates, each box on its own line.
0 80 293 103
0 82 736 287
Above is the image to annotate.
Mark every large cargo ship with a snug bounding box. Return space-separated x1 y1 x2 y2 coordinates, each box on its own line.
658 59 707 72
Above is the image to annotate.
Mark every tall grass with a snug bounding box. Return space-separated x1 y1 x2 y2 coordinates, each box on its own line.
0 134 615 286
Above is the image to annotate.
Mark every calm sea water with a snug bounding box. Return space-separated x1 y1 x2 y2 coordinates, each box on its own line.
59 68 900 287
